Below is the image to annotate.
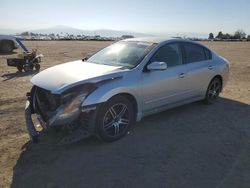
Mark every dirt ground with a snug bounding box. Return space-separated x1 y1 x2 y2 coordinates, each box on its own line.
0 41 249 188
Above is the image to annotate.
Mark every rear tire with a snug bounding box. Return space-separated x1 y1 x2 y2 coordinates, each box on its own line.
203 77 222 104
95 96 135 142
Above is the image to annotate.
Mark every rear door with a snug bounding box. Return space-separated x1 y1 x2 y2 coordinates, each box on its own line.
182 42 215 96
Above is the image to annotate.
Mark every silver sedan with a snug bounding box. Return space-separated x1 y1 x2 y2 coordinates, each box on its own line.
25 37 230 143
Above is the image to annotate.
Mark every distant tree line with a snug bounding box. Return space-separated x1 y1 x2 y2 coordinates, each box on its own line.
20 32 67 38
17 31 131 41
19 32 134 40
209 29 250 40
20 31 48 37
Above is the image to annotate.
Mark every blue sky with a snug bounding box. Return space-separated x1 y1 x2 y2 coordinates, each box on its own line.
1 0 250 36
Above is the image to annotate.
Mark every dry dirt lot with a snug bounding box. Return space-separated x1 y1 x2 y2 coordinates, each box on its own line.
0 41 249 188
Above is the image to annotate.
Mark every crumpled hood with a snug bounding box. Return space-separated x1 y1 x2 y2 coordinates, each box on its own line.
31 60 125 93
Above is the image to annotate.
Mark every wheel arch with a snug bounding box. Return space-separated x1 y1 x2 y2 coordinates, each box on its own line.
109 93 138 116
82 88 141 121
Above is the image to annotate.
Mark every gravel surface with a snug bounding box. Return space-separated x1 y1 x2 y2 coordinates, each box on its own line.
0 41 249 188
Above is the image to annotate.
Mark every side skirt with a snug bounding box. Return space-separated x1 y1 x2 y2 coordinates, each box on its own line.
141 96 204 119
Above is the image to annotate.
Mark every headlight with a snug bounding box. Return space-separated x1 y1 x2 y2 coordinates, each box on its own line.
63 93 88 114
61 93 74 104
49 84 97 126
61 84 96 104
49 93 88 126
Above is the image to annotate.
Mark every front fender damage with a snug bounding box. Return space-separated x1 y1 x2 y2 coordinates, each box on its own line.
24 76 121 144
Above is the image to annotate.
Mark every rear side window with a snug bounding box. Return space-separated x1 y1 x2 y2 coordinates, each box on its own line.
150 43 182 67
184 43 211 63
204 48 212 60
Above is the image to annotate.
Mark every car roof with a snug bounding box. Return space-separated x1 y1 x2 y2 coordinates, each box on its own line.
122 37 189 44
122 37 211 50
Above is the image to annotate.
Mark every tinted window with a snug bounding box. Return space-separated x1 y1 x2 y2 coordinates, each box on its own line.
204 48 212 60
184 43 209 63
150 43 182 67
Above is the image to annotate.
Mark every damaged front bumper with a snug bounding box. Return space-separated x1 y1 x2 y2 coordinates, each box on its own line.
24 94 39 143
24 91 98 144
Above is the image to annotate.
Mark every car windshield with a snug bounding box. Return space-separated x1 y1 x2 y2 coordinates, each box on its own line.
87 41 155 69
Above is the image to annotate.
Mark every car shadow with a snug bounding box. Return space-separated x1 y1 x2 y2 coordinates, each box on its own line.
11 98 250 188
1 70 39 81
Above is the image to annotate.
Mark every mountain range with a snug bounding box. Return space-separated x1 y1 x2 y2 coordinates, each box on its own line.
0 25 209 38
0 25 152 37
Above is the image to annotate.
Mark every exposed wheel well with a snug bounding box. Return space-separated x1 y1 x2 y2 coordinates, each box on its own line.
110 93 138 115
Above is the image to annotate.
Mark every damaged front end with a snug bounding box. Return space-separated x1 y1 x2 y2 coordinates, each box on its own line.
25 84 98 144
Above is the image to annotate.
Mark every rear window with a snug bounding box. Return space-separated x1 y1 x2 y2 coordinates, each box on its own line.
184 43 211 63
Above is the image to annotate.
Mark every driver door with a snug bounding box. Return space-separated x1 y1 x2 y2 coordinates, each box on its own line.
141 43 193 112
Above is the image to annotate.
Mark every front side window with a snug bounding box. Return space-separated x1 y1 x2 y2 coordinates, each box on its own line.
87 41 155 69
149 43 183 67
184 43 210 63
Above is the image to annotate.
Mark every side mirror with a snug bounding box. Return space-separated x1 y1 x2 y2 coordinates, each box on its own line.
147 61 167 71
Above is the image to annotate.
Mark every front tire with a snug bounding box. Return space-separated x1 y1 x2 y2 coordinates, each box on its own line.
204 77 222 104
95 96 135 141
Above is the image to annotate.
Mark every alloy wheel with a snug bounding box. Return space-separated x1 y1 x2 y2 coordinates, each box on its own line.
102 103 130 138
207 79 221 103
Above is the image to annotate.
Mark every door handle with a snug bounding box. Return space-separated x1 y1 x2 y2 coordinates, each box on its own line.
208 65 214 70
179 73 186 78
